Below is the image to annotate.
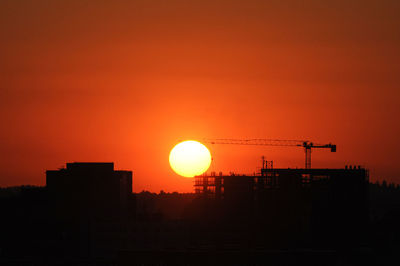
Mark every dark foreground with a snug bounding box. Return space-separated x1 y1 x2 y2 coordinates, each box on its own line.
1 248 399 266
1 164 400 265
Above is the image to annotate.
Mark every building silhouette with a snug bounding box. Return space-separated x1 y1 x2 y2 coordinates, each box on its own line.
46 162 134 257
194 163 369 248
47 162 132 218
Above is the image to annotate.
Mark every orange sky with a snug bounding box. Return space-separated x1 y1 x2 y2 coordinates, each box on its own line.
1 0 399 192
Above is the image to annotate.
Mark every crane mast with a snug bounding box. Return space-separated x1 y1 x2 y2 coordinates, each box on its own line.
202 138 336 169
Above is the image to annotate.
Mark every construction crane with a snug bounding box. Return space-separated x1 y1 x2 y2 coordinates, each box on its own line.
202 139 336 169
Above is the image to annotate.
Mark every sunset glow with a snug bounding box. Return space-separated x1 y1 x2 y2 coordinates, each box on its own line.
169 141 212 178
0 1 399 192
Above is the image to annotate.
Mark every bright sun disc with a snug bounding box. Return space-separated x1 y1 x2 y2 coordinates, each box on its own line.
169 140 212 178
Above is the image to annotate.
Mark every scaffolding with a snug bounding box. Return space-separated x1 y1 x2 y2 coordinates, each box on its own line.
194 163 369 201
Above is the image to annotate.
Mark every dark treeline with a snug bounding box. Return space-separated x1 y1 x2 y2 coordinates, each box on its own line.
369 181 400 256
1 182 400 228
135 191 197 220
130 182 400 222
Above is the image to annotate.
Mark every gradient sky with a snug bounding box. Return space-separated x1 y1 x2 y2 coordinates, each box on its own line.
1 0 399 192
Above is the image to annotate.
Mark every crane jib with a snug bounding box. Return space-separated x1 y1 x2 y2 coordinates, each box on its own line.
203 138 336 169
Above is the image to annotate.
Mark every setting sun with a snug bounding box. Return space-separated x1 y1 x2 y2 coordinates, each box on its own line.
169 140 212 178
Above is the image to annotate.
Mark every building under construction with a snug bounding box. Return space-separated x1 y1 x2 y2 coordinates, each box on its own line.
194 162 369 248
